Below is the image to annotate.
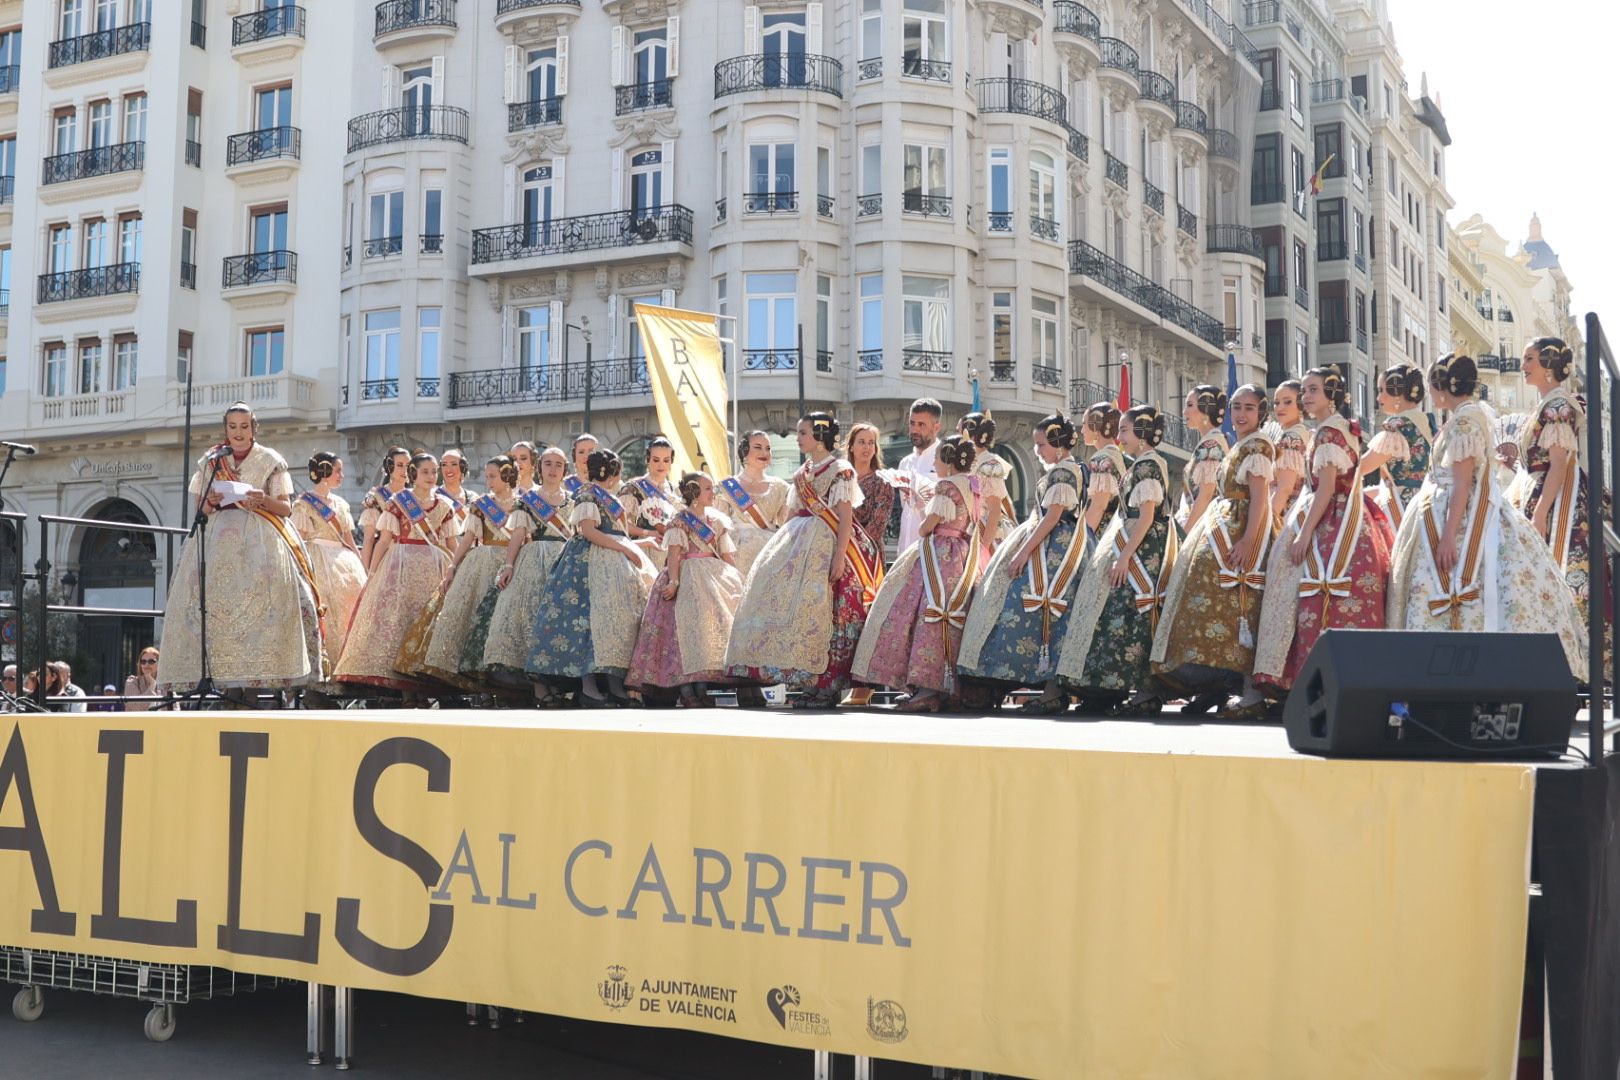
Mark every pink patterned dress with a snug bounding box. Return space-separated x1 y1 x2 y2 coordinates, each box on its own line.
626 508 745 689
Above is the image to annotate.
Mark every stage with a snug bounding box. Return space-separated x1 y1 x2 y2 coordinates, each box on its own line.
1 706 1615 1078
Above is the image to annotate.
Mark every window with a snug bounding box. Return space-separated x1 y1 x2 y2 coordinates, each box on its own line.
401 63 433 110
61 0 85 39
1383 82 1393 116
988 147 1011 228
1313 124 1343 179
1251 133 1281 202
83 218 109 268
122 94 147 143
0 136 12 182
817 146 831 214
186 90 202 164
49 225 74 274
816 274 831 360
1259 226 1283 295
418 308 440 391
902 0 947 69
902 142 946 212
760 12 807 87
744 272 797 360
1292 240 1307 297
117 213 141 264
251 205 288 261
1290 146 1306 214
860 141 881 197
78 338 103 394
53 111 78 157
1288 66 1302 121
1294 328 1308 376
992 291 1013 375
747 143 794 210
1352 208 1365 261
93 0 116 32
1316 198 1345 258
113 335 137 391
521 164 554 241
901 275 950 356
629 149 663 215
423 188 442 247
247 327 285 376
1029 150 1057 231
526 47 559 102
363 310 400 392
87 100 112 149
1351 135 1364 187
1031 296 1058 372
860 0 881 62
859 274 882 364
180 210 196 287
1386 150 1396 194
624 295 659 364
517 306 551 375
255 84 292 139
177 331 192 384
43 343 68 398
1319 294 1348 344
0 247 8 309
367 191 403 255
633 29 667 84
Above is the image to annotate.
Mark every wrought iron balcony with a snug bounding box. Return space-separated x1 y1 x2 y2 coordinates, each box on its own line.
1354 251 1367 272
185 140 201 167
1138 70 1174 109
223 250 297 289
1032 365 1062 388
901 56 951 82
714 54 843 99
1105 151 1128 189
509 97 563 131
902 192 952 218
1177 206 1198 238
0 289 8 316
1317 239 1348 262
1244 0 1280 25
41 141 144 185
180 261 196 289
743 348 800 371
421 234 444 254
0 65 18 92
192 21 206 47
1099 37 1139 77
616 79 673 114
1206 223 1262 258
471 205 694 264
816 350 832 372
1053 1 1100 39
361 378 400 402
497 0 581 11
988 211 1013 232
48 23 149 68
416 377 440 398
818 195 834 217
1251 179 1285 205
1031 215 1060 241
447 357 651 409
1066 127 1090 160
1319 320 1349 346
347 105 470 152
858 57 882 80
977 77 1067 126
0 176 13 204
744 191 798 213
37 263 140 305
902 350 953 373
227 126 301 166
1294 286 1309 311
714 198 726 222
233 5 305 45
1356 329 1368 353
857 194 882 217
858 349 883 373
1208 128 1239 161
365 236 404 258
1144 182 1164 214
1068 239 1224 347
990 362 1015 383
1174 100 1208 136
375 0 456 40
1259 84 1281 111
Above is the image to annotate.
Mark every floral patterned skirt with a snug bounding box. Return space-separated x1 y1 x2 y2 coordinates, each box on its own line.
332 541 448 692
958 516 1086 689
305 537 367 674
525 533 654 680
480 537 566 680
852 532 976 694
417 545 506 688
1152 502 1264 694
627 555 745 690
1525 469 1613 680
1059 518 1171 693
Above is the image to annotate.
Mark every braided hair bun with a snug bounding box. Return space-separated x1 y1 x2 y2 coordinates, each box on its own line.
1125 405 1167 448
586 448 622 483
1306 365 1353 421
1530 336 1575 382
1428 354 1479 399
1191 384 1228 427
957 412 997 451
803 411 840 453
1035 412 1078 451
1381 363 1426 405
488 454 520 489
308 451 338 484
937 434 978 472
1084 402 1121 439
678 471 705 506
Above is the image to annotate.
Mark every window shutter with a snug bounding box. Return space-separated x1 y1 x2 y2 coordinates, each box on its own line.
552 157 566 215
660 140 674 205
744 6 759 53
807 3 822 54
666 17 680 77
549 300 565 364
610 26 625 87
381 64 395 108
556 35 569 96
503 164 516 220
504 46 519 104
610 151 624 210
430 56 444 103
608 293 621 356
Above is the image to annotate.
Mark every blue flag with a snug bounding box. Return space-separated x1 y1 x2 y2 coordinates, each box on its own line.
970 371 982 414
1222 349 1238 440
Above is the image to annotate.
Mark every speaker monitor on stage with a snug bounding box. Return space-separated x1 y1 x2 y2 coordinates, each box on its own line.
1283 629 1578 759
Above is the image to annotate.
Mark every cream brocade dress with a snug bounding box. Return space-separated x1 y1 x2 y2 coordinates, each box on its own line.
419 496 517 685
716 475 792 582
332 496 457 689
156 444 322 692
290 492 367 670
481 487 572 678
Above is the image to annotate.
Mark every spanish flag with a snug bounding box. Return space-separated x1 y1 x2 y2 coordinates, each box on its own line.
1308 153 1336 196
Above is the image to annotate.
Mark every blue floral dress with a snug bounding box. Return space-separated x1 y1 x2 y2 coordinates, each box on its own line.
1366 411 1434 531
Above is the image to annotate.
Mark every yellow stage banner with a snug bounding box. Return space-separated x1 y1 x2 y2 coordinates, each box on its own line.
634 304 730 476
0 714 1534 1078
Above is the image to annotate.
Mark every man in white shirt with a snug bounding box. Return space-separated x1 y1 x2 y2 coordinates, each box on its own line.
53 662 87 713
896 398 943 552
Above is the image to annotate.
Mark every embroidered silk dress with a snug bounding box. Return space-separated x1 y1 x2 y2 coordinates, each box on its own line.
1366 410 1434 532
1272 422 1311 512
854 470 897 566
1151 434 1276 693
715 475 792 582
956 459 1088 687
417 494 518 686
1254 416 1395 693
1057 452 1177 693
852 474 981 694
1522 386 1609 645
1387 401 1585 674
725 457 883 698
1176 432 1229 533
157 444 323 693
480 486 572 682
622 475 681 571
974 452 1016 553
1085 444 1127 536
332 494 457 691
627 508 745 690
525 482 657 680
290 491 367 673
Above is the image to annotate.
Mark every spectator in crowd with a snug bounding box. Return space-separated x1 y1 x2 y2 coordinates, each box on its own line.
122 646 160 712
54 662 87 712
0 664 16 711
96 685 122 712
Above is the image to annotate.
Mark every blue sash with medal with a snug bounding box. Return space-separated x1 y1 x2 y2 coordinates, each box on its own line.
392 489 426 521
436 486 466 513
472 494 509 529
564 476 584 495
634 477 671 504
300 491 335 520
677 509 717 545
519 489 570 537
589 483 625 521
721 476 769 528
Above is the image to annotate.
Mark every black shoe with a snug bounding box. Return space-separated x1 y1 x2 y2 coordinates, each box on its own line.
1181 691 1228 716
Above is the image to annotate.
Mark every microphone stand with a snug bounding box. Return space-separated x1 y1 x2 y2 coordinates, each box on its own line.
175 451 227 709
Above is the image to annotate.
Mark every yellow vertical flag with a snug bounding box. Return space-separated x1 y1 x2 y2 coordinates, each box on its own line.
634 304 731 476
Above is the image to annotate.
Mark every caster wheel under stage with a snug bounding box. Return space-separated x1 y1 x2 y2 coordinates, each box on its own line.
144 1004 176 1042
12 986 43 1022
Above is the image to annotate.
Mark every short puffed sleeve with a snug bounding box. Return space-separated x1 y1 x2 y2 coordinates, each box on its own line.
826 464 862 509
1189 438 1224 488
1368 417 1413 461
1127 459 1165 508
571 500 603 527
1311 428 1355 476
1234 443 1276 485
1275 431 1308 477
1537 399 1581 453
264 462 294 498
1438 412 1488 470
376 510 401 537
1040 464 1082 510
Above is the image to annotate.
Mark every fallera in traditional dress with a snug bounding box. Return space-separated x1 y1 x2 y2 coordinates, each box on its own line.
725 457 883 698
1176 431 1228 533
417 492 518 687
716 474 792 582
1253 416 1395 693
627 507 745 690
852 474 982 694
1084 444 1127 536
622 475 681 572
1272 421 1311 510
290 490 367 673
1057 451 1178 693
437 485 476 536
974 452 1015 555
1366 410 1434 533
855 469 897 565
480 485 572 683
1151 433 1276 694
956 458 1089 687
333 493 456 691
525 481 656 680
1386 400 1585 674
157 443 323 693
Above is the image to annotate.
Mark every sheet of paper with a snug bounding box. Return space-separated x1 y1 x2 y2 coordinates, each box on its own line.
211 479 254 506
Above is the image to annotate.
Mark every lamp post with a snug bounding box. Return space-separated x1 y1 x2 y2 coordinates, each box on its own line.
565 320 592 432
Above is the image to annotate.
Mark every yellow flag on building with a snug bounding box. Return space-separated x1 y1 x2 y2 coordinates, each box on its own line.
633 305 731 476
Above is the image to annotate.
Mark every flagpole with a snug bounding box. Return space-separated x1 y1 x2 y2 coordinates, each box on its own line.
716 314 739 470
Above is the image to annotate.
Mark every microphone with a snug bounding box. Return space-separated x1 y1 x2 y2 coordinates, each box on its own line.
1 441 36 455
205 444 234 461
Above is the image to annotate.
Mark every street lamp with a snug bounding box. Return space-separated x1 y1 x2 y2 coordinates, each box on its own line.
564 319 592 432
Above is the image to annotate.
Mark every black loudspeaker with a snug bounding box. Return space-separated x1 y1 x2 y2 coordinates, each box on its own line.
1283 629 1578 759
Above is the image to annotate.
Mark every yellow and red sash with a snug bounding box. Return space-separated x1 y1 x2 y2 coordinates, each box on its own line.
1379 465 1405 530
216 452 326 628
1422 444 1493 630
1544 449 1579 574
1020 462 1089 670
797 463 883 604
922 482 980 631
1300 473 1365 608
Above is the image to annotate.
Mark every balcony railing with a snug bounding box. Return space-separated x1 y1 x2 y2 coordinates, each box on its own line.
1208 128 1239 160
233 6 305 45
365 236 404 258
1354 251 1366 272
901 56 951 82
421 233 444 254
223 250 297 289
37 263 140 304
1068 239 1224 347
990 362 1015 383
347 106 470 152
1138 70 1174 109
418 377 441 398
744 191 798 213
1030 215 1060 241
1251 179 1284 205
447 358 651 409
1356 329 1369 353
0 65 18 92
616 79 673 114
1244 0 1280 25
714 54 843 98
361 378 400 402
1319 320 1349 345
1105 151 1128 189
226 126 301 166
1177 206 1198 237
902 192 952 218
858 349 883 373
1144 182 1165 214
41 141 144 185
1052 1 1100 39
1317 239 1347 262
978 77 1067 125
180 262 196 289
902 350 953 373
818 195 834 218
743 348 800 371
471 205 694 264
508 98 563 131
1259 84 1281 111
1066 126 1090 160
857 57 882 80
714 198 726 222
988 211 1012 232
1174 100 1208 135
1032 365 1062 388
1206 223 1262 258
857 194 882 217
1294 286 1309 310
1099 37 1139 77
375 0 456 39
0 176 13 204
48 22 150 68
497 0 582 11
0 289 8 315
185 140 201 167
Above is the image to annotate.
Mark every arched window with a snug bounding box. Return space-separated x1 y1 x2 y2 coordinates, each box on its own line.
526 47 559 102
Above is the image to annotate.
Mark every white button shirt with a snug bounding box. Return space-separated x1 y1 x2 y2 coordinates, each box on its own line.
896 440 939 552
